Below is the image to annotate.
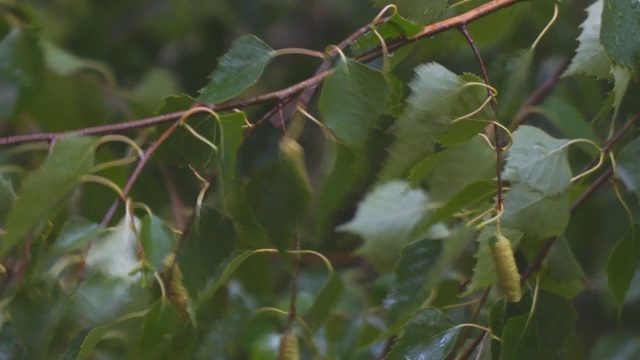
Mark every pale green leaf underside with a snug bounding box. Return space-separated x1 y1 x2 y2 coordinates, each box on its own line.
198 35 274 104
564 0 612 79
319 58 389 147
503 125 572 196
616 134 640 201
501 183 570 238
337 180 431 271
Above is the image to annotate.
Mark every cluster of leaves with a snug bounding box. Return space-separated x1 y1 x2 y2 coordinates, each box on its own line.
1 0 640 359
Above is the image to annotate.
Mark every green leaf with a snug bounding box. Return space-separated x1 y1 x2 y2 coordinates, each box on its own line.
467 226 523 293
607 226 640 308
423 180 496 229
503 125 573 196
246 138 311 251
408 149 450 188
337 180 431 271
564 0 612 79
178 207 236 298
386 308 461 360
542 96 599 155
198 35 275 104
385 239 443 327
611 64 632 114
308 272 344 328
52 217 104 255
490 49 533 120
600 0 640 70
73 326 110 360
424 136 496 201
319 58 389 148
315 142 367 237
435 119 490 147
136 300 182 360
617 135 640 201
372 0 448 24
501 183 570 238
195 303 252 359
217 112 246 212
0 27 43 118
380 63 491 180
500 291 577 360
0 176 15 223
3 136 98 257
140 214 177 272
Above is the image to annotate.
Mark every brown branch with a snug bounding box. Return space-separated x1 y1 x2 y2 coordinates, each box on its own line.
0 0 528 148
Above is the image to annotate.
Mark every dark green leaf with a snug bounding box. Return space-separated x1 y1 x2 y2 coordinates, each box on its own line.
542 96 599 155
601 0 640 70
140 214 177 272
0 176 15 223
3 136 98 257
607 226 640 308
0 27 42 118
198 35 275 104
435 119 490 146
74 326 110 360
136 300 182 360
501 183 570 238
245 138 311 251
337 180 432 271
195 303 252 359
179 207 236 298
308 272 344 328
423 180 496 229
408 149 450 188
319 58 389 148
217 112 246 212
386 308 461 360
500 291 577 360
372 0 448 24
385 239 443 327
490 49 532 120
525 237 585 299
503 125 572 196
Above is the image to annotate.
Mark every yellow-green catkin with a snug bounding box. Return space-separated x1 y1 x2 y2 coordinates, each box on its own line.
491 234 522 303
163 254 190 321
279 331 300 360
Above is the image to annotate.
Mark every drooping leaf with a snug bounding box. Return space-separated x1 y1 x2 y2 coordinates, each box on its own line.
467 226 523 293
564 0 612 79
501 183 570 238
308 272 344 328
140 214 177 272
386 308 461 360
607 226 640 308
337 180 431 271
85 216 141 282
195 303 252 359
371 0 448 24
245 137 311 251
503 125 573 196
600 0 640 70
3 135 98 257
617 135 640 201
490 49 533 120
52 217 104 255
0 27 43 118
500 291 577 360
319 58 389 148
384 239 443 327
198 35 275 104
0 176 15 223
136 300 182 360
69 326 109 360
178 207 236 299
217 111 246 212
380 63 491 180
